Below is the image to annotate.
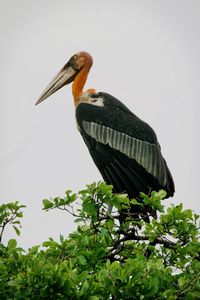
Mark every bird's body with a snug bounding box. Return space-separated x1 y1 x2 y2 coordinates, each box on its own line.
36 51 175 218
76 91 174 199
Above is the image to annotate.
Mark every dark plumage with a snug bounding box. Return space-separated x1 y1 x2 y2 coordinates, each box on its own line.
76 92 175 200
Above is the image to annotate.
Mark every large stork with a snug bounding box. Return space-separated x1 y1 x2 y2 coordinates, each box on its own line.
36 51 175 218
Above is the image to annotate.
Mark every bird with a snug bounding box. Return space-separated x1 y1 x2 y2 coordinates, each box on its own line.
36 51 175 220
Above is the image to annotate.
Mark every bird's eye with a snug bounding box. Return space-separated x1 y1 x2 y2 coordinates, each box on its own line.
73 55 78 60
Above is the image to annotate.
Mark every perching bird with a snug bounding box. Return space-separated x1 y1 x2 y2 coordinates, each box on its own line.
36 51 175 219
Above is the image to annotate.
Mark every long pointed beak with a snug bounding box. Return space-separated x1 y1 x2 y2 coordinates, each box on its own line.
35 65 78 105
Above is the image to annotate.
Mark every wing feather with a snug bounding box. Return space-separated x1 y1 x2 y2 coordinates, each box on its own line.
82 120 167 186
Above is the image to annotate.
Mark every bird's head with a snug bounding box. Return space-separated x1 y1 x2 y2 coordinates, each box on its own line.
35 51 93 105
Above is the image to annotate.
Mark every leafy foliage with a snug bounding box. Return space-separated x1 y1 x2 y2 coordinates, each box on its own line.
0 201 25 242
0 182 200 299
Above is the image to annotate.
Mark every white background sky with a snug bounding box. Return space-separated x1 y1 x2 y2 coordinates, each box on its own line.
1 0 199 249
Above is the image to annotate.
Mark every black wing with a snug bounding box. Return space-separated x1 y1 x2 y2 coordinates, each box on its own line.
76 92 175 198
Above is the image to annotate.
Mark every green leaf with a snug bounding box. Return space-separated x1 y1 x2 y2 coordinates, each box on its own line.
79 280 89 296
152 190 167 199
130 198 143 206
42 199 53 209
99 182 113 193
13 225 20 236
7 239 17 249
77 255 87 265
178 276 185 288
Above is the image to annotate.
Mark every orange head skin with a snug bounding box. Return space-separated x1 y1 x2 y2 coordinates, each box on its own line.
35 51 96 106
72 52 96 106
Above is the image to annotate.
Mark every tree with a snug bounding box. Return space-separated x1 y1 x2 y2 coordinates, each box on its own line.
0 182 200 299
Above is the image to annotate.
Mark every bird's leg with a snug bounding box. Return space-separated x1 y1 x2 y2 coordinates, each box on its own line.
148 187 152 197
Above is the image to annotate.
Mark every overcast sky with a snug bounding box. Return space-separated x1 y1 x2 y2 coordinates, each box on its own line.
1 0 199 248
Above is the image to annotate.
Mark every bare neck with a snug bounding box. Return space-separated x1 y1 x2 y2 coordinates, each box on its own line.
72 55 93 106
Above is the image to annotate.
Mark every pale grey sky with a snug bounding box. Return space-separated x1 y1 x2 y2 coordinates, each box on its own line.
1 0 199 248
